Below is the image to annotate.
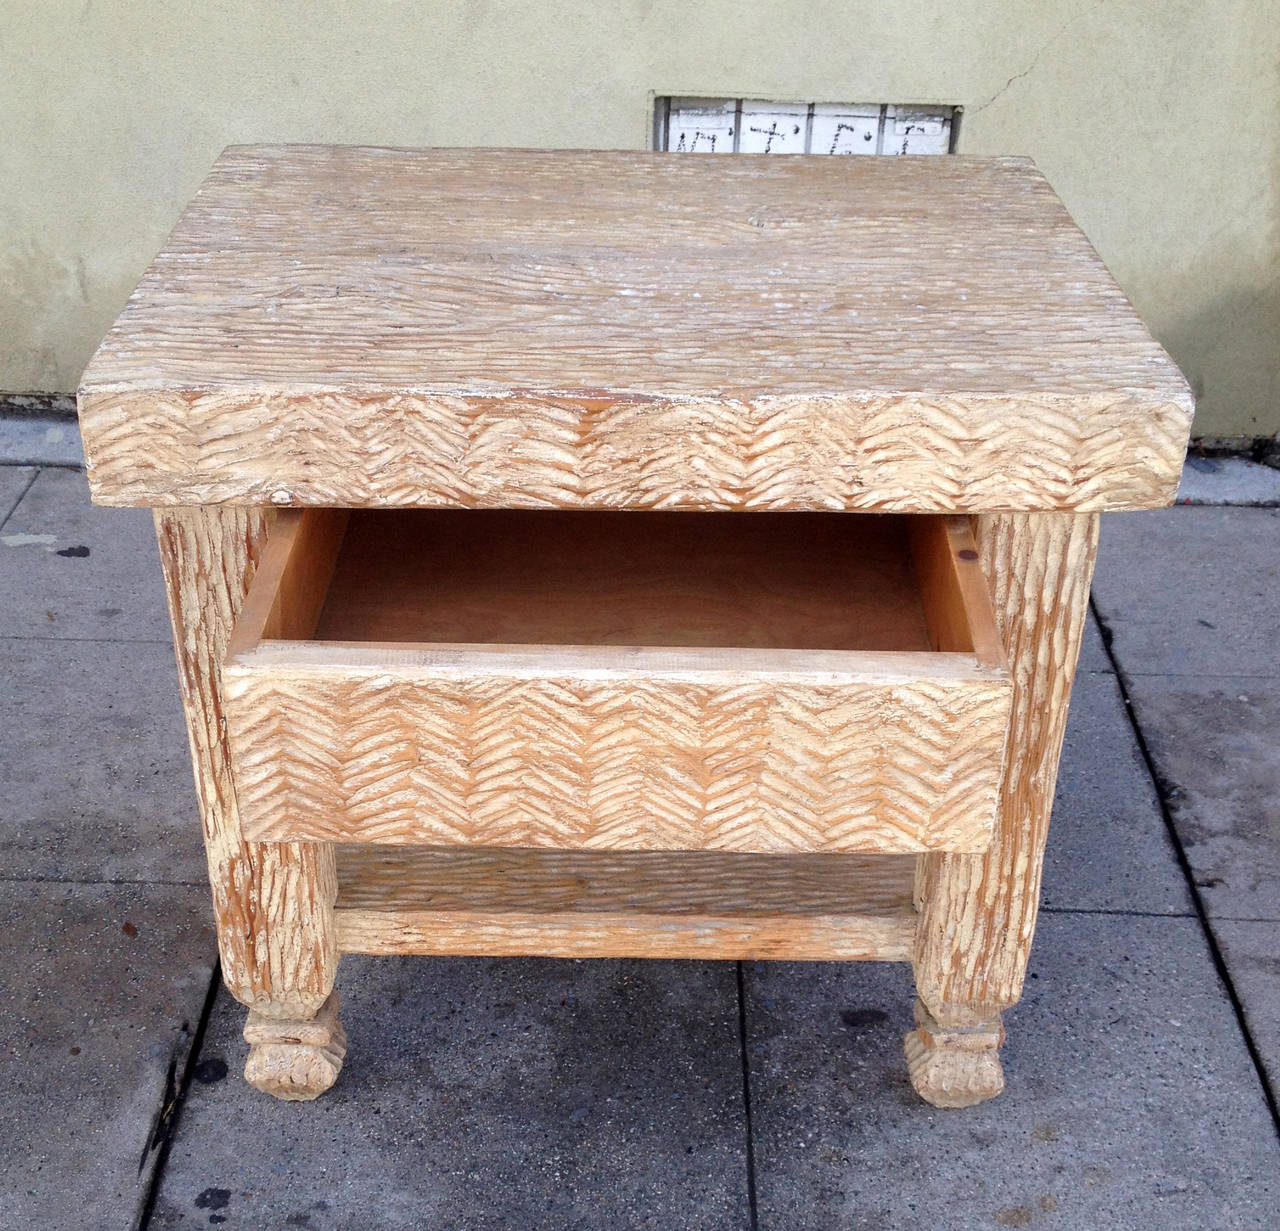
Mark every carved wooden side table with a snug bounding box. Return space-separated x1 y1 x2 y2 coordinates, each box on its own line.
77 146 1192 1106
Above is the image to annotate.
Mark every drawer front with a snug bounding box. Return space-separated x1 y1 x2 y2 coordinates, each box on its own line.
224 646 1009 853
222 508 1012 854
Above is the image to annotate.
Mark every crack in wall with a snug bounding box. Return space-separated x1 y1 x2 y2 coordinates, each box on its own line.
970 0 1109 114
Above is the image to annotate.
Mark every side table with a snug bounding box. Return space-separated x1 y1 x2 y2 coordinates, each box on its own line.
77 146 1192 1106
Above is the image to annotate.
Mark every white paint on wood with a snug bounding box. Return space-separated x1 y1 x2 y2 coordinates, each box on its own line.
333 846 918 961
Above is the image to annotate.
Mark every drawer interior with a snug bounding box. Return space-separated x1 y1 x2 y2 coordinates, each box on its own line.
236 508 1001 661
225 508 1009 853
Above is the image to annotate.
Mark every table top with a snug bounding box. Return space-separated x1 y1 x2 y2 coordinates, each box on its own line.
78 145 1192 511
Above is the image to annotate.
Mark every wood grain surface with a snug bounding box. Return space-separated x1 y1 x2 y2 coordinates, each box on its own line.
913 511 1100 1018
312 509 934 650
223 509 1012 853
79 146 1192 511
333 846 917 960
226 663 1010 852
154 506 338 1018
243 992 346 1101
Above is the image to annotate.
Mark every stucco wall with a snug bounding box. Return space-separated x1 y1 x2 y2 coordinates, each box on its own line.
2 1 1275 436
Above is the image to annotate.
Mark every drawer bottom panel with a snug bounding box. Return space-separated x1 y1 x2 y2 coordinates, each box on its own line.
333 846 917 961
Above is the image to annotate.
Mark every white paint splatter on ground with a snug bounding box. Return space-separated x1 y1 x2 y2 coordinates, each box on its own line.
2 532 57 549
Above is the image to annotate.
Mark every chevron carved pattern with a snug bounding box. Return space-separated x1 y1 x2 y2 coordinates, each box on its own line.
80 149 1191 513
82 387 1190 513
224 664 1010 853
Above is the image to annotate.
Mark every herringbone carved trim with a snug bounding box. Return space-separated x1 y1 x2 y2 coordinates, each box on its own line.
83 389 1188 512
224 666 1011 853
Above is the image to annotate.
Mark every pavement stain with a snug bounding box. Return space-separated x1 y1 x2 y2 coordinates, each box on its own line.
994 1207 1034 1227
994 1195 1059 1223
1129 681 1280 918
1145 687 1279 847
284 1200 330 1226
1 532 56 547
0 533 91 557
840 1007 890 1029
1233 951 1280 977
194 1186 231 1211
193 1057 228 1084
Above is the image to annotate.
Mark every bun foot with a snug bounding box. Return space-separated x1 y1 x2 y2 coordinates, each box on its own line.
243 991 347 1101
904 998 1005 1109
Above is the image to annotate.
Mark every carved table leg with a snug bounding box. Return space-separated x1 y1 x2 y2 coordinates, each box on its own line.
155 507 343 1100
909 512 1099 1108
904 998 1005 1109
244 991 347 1101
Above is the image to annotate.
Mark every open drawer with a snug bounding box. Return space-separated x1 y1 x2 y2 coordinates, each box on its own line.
223 510 1011 853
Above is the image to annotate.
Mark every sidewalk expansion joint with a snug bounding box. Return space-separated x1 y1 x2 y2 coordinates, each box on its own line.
0 874 208 888
0 634 177 647
735 961 760 1231
0 459 83 472
0 467 38 531
134 960 224 1231
1091 596 1280 1138
1039 905 1195 919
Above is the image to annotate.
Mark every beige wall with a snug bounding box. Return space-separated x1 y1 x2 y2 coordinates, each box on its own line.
2 1 1275 436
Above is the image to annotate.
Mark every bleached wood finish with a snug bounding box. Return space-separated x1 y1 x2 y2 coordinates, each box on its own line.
903 998 1005 1110
78 146 1191 513
907 511 1099 1107
334 847 917 961
243 992 346 1101
154 507 340 1024
228 657 1009 853
222 510 1012 853
84 148 1190 1106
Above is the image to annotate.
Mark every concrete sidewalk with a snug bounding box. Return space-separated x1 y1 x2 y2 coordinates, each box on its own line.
2 430 1278 1230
